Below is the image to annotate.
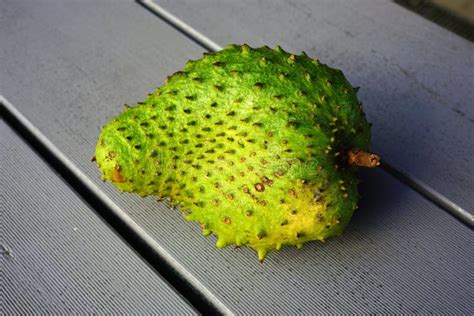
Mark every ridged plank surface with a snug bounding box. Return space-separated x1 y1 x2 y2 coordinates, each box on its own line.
156 0 474 213
0 0 472 313
0 120 195 314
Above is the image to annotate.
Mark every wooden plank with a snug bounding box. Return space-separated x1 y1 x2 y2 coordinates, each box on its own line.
153 0 474 213
0 0 471 313
0 120 196 314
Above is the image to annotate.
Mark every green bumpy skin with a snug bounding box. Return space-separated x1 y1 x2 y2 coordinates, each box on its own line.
95 44 371 261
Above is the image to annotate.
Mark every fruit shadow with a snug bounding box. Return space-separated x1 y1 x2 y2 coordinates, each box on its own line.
350 167 408 233
356 78 436 198
339 75 438 231
330 78 430 238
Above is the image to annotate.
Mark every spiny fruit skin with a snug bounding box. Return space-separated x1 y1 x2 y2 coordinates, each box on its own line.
95 44 372 261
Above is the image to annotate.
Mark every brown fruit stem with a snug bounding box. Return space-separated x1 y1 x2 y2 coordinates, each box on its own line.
347 148 380 168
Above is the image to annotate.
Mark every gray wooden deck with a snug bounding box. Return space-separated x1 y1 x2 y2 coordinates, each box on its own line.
1 0 472 314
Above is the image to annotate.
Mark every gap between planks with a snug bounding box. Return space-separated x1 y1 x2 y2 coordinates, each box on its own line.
0 96 232 316
137 0 473 229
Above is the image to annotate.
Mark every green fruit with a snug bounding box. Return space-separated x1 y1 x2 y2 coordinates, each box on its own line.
95 44 378 261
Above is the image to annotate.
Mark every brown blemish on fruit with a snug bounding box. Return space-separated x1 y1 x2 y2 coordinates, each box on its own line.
261 176 273 186
112 165 126 183
255 183 265 192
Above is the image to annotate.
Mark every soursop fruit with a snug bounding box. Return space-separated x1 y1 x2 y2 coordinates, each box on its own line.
95 44 379 261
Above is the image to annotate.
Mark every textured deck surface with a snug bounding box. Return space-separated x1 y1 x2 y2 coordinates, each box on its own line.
0 120 195 314
1 0 472 314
